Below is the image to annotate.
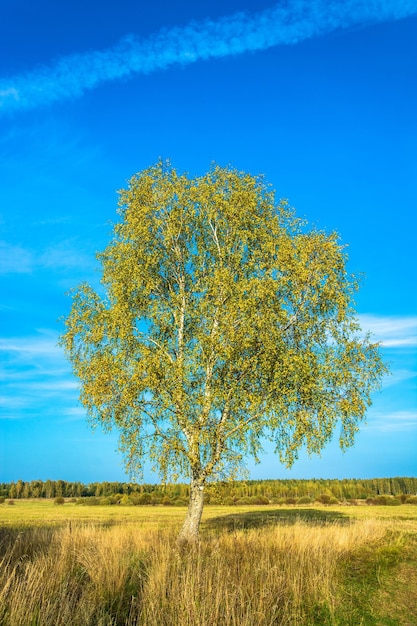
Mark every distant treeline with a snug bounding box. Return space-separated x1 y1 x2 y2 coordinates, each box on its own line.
1 477 416 502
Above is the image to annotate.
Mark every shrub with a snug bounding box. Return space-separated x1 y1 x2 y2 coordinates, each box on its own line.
373 495 388 506
135 493 153 505
236 497 251 505
369 495 401 506
7 499 15 505
385 497 401 506
0 497 5 504
75 496 100 506
297 496 312 505
54 497 65 505
406 495 417 504
87 497 101 506
249 495 270 505
318 494 332 505
162 496 173 506
285 497 297 505
173 498 187 506
206 495 222 504
120 495 134 506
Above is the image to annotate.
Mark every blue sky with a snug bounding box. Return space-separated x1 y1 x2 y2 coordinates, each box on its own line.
1 0 416 484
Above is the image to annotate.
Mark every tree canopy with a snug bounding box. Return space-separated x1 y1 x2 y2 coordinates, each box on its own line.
61 161 387 542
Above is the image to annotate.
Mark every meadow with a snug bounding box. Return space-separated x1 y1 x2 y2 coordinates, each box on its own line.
1 500 417 625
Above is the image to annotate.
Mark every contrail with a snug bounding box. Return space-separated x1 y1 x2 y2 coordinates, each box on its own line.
1 0 416 113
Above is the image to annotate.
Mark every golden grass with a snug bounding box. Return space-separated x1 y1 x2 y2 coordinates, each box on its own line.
0 519 381 625
0 499 187 528
1 501 416 625
3 498 417 529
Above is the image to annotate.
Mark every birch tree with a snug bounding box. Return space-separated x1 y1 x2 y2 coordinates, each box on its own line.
61 162 386 544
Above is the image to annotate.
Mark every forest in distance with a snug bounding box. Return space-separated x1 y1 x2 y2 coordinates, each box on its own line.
2 476 417 503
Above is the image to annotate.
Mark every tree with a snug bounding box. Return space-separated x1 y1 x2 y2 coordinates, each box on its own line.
61 161 387 544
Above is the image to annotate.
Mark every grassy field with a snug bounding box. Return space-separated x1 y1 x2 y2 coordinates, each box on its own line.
1 500 417 625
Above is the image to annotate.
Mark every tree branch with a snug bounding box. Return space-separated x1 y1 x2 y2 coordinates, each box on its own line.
208 219 222 258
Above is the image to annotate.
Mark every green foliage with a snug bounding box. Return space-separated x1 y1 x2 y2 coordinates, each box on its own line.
120 495 134 506
76 497 100 506
297 496 312 504
236 497 251 505
250 495 270 505
61 161 386 487
285 497 297 505
132 493 153 505
99 497 113 505
173 498 187 506
3 477 417 503
60 161 388 539
318 494 332 505
385 497 401 506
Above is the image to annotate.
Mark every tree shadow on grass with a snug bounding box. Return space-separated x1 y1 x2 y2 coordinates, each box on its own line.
204 507 350 533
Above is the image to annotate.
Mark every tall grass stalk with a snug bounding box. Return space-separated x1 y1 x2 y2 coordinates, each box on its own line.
0 519 390 625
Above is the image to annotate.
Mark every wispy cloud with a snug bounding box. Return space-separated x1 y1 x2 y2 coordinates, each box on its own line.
39 240 96 271
0 332 59 358
359 314 417 347
61 406 87 423
0 241 34 274
382 368 417 388
367 410 417 433
1 0 416 113
0 238 97 275
0 329 79 420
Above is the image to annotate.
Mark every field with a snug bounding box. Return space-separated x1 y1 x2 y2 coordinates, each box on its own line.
1 501 417 625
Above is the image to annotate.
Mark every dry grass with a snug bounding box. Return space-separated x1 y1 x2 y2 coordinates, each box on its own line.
1 506 411 626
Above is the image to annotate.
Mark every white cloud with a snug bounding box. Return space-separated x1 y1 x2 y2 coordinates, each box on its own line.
1 0 416 113
359 314 417 348
0 329 80 421
0 240 34 274
39 239 96 271
0 238 96 275
382 368 417 388
0 87 18 102
367 410 417 433
0 334 60 358
61 406 87 422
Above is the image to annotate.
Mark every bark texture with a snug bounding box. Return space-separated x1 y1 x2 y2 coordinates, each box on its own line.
177 478 205 546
